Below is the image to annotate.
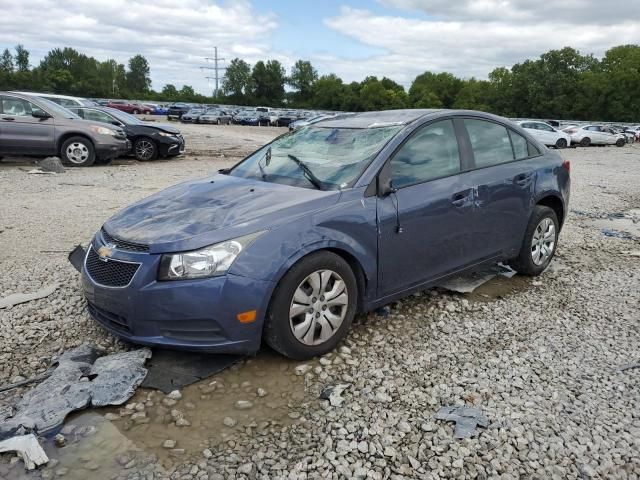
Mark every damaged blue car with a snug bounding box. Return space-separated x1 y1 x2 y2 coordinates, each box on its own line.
82 109 570 359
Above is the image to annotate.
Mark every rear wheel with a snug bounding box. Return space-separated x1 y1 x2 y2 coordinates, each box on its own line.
264 251 357 360
616 138 625 147
509 206 559 276
133 109 140 115
60 136 95 167
555 138 568 149
134 137 158 161
580 137 591 147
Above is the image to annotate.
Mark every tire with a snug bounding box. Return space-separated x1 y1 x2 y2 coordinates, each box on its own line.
94 157 113 165
555 138 568 149
217 119 221 125
133 109 140 115
509 206 559 276
579 137 591 147
264 251 358 360
60 136 96 167
616 138 625 147
133 137 158 161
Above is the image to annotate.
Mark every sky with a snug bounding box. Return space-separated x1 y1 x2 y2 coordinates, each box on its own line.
1 0 639 95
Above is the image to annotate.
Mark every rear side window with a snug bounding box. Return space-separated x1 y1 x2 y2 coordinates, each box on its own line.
464 119 514 168
391 119 461 188
509 130 529 160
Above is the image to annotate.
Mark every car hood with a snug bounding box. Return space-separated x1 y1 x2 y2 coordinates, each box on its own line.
142 123 181 134
103 174 340 252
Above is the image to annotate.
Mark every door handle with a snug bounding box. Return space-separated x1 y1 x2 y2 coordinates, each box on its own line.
1 117 15 121
514 173 534 187
451 190 472 207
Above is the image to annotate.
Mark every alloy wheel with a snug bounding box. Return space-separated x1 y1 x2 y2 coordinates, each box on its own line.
531 217 556 265
135 140 155 160
66 142 90 164
289 269 348 346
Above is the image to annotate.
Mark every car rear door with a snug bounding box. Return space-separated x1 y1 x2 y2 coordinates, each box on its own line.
376 118 477 296
0 95 55 155
536 122 557 145
457 118 538 260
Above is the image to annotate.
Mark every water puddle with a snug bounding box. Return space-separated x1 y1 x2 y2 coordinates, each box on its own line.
1 351 306 479
586 210 640 239
464 274 532 302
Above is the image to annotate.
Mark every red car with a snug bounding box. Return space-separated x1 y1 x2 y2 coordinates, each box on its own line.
106 100 153 115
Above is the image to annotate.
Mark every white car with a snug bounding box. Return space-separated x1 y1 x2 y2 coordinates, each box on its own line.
11 91 96 108
517 121 572 148
562 125 626 147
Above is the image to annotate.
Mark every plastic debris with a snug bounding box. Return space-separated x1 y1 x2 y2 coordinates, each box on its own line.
0 434 49 470
38 157 65 173
68 245 87 273
320 384 350 407
0 344 151 440
437 263 516 294
26 169 56 175
434 406 489 439
602 228 634 240
616 362 640 373
375 306 391 317
0 284 58 309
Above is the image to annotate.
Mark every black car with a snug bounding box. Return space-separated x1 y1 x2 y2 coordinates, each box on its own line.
166 103 191 121
70 106 185 161
276 111 299 127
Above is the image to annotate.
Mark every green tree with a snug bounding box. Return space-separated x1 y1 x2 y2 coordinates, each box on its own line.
222 58 252 100
289 60 318 105
409 72 462 108
0 49 14 73
14 44 29 72
126 54 151 94
453 78 491 111
161 84 179 101
251 59 286 105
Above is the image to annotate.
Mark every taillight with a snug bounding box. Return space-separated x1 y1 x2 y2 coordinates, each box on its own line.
562 160 570 174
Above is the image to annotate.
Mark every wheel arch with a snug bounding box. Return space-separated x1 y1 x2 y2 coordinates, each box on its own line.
57 132 95 156
536 194 565 227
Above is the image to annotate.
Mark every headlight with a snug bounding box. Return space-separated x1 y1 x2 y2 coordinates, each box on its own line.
158 231 264 281
158 132 176 137
90 125 117 135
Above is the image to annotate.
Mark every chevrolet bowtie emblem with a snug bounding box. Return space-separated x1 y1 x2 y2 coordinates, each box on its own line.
97 244 115 260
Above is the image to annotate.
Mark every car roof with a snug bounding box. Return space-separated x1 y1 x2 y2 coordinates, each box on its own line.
314 109 440 129
10 91 85 101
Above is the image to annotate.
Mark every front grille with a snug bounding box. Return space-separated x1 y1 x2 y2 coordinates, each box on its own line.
85 246 140 287
101 228 149 252
87 302 131 333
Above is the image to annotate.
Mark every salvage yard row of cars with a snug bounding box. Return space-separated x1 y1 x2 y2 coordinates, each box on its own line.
2 90 640 167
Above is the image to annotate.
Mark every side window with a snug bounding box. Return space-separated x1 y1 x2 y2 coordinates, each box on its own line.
538 123 553 132
528 142 541 157
464 119 514 168
509 130 529 160
60 98 77 107
391 119 461 188
1 97 45 117
43 96 63 105
83 110 115 124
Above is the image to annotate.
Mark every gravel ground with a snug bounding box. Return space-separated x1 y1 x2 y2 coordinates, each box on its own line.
0 133 638 479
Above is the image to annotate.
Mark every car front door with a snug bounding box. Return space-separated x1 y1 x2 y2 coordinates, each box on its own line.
376 118 476 296
0 95 55 155
536 122 557 145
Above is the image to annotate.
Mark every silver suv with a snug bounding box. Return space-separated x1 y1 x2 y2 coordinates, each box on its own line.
0 92 129 166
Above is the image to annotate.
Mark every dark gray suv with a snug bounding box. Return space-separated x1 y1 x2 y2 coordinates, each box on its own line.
0 92 129 166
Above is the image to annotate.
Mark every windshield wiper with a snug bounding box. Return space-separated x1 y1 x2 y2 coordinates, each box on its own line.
257 147 271 181
286 154 323 190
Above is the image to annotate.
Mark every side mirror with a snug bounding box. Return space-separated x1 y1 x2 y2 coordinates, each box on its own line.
32 110 51 119
110 120 123 127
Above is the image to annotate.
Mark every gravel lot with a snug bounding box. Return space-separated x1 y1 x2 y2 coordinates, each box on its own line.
0 125 638 479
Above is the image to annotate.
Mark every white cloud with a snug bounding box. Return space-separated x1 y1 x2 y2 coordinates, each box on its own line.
0 0 283 94
323 4 640 86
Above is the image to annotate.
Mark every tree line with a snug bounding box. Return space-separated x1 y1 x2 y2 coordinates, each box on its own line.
2 44 640 121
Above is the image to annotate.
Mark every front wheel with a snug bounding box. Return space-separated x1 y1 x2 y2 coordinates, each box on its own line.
61 136 95 167
555 138 568 149
580 137 591 147
509 206 559 276
134 138 158 161
616 138 625 147
264 251 357 360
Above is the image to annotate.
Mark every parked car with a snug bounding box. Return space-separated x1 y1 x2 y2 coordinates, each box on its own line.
0 92 128 166
82 109 569 359
199 109 233 125
276 111 299 127
142 103 168 115
517 121 571 148
180 107 207 123
167 103 191 121
69 106 185 161
11 91 96 108
563 125 626 147
107 100 153 115
234 111 261 126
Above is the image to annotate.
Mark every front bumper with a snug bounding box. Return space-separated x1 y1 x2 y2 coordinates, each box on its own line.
96 139 130 160
82 232 273 354
158 135 185 157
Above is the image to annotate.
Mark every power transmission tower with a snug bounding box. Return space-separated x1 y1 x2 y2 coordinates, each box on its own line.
200 47 226 97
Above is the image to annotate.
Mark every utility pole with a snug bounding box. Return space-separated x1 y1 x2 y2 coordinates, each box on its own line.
200 47 226 97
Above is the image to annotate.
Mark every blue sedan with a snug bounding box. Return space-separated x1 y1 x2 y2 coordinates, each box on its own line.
82 109 570 359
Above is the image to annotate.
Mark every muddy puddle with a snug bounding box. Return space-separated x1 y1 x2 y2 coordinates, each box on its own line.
2 351 306 479
589 210 640 239
463 274 532 302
